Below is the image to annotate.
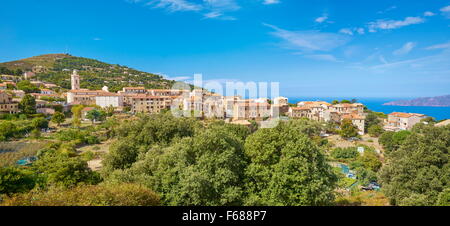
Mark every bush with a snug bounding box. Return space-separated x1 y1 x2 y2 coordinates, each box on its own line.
331 147 359 160
1 183 160 206
368 125 384 137
0 167 36 196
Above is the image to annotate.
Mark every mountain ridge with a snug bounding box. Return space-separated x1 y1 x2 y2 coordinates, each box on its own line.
383 95 450 107
0 53 185 92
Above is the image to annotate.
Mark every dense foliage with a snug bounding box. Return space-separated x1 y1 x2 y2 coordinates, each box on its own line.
101 114 337 206
379 130 412 153
331 147 359 160
379 124 449 206
339 119 359 138
0 167 36 196
244 121 337 206
1 183 160 206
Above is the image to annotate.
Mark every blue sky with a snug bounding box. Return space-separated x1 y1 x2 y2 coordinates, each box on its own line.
1 0 450 98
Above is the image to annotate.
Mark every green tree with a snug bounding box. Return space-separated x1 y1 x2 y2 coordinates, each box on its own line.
1 183 160 206
378 125 449 206
32 117 49 129
339 119 358 138
244 121 337 206
379 130 412 153
32 150 101 188
19 94 36 115
331 147 358 159
0 121 17 141
16 80 40 93
0 167 36 196
108 127 247 206
85 109 106 124
368 124 384 137
332 100 339 105
51 112 66 126
365 111 381 133
340 100 351 104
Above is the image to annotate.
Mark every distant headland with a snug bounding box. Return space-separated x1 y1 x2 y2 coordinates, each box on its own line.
383 95 450 107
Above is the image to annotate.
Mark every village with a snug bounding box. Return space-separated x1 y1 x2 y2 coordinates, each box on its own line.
1 70 429 134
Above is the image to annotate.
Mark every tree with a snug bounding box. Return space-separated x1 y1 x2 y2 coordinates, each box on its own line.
244 121 337 206
365 111 381 133
85 109 106 124
339 119 358 138
0 121 17 141
32 117 49 130
16 80 40 93
340 100 351 104
51 112 66 126
1 183 160 206
0 167 36 196
378 125 449 206
32 150 100 188
379 130 412 153
332 100 339 105
108 127 247 206
105 105 115 117
368 124 384 137
102 113 199 173
331 147 358 159
19 94 36 115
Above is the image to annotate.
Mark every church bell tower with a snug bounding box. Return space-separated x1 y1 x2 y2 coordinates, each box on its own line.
71 70 80 90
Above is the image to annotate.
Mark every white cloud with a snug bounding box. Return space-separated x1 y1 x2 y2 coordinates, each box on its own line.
315 14 328 23
149 0 202 12
424 11 435 17
339 27 365 36
441 5 450 18
339 28 353 35
129 0 244 20
377 5 397 14
262 0 280 5
93 37 102 41
304 54 341 62
393 42 417 55
356 28 365 35
129 0 278 20
264 23 350 52
425 41 450 50
368 16 425 32
441 5 450 12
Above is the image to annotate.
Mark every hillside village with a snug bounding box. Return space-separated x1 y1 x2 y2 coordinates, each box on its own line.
1 68 429 134
0 56 448 207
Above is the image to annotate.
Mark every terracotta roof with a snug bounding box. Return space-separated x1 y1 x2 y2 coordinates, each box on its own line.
81 107 96 112
342 113 365 120
131 95 171 99
290 107 310 111
389 112 425 118
68 89 106 93
123 87 145 90
236 102 270 107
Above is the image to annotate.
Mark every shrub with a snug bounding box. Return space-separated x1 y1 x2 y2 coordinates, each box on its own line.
331 147 359 160
1 183 160 206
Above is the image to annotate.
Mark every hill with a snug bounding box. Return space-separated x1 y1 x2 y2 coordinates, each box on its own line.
0 54 184 92
383 95 450 107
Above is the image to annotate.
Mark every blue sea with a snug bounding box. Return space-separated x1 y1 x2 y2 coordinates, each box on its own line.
287 97 450 121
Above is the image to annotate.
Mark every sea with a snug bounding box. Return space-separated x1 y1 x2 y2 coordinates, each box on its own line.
287 97 450 121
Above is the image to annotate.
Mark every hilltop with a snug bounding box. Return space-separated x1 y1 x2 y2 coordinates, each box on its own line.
0 54 183 92
383 95 450 107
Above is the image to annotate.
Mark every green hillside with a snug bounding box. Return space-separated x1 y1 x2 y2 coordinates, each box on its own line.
0 54 183 92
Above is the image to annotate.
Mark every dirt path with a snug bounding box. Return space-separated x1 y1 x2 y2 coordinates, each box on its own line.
327 134 384 157
77 139 115 171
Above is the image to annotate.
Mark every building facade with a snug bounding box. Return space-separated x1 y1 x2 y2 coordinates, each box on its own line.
0 91 19 114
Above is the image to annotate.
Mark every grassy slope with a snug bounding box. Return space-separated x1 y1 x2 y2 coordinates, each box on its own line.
0 54 186 92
